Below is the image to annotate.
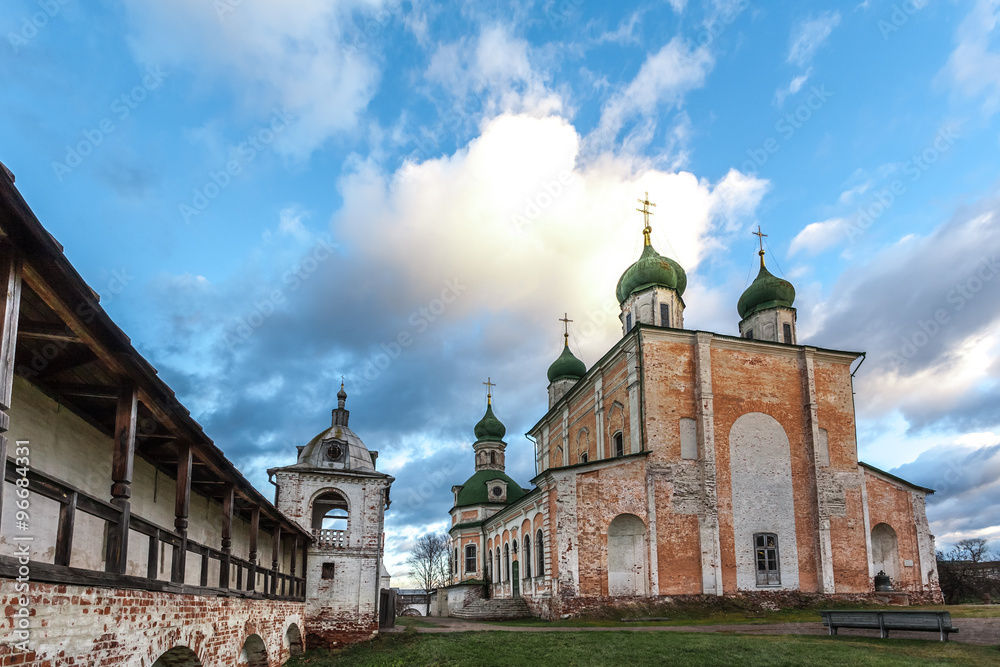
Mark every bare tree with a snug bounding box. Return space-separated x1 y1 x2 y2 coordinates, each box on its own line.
406 533 450 592
937 538 998 604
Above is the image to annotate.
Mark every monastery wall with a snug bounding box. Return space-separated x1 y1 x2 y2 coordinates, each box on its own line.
0 580 304 666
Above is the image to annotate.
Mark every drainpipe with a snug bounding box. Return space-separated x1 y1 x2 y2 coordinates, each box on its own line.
526 433 538 477
850 352 867 458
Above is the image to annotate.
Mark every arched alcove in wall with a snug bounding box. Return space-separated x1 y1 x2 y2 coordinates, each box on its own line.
152 646 202 667
608 513 647 596
871 523 900 583
728 412 800 591
237 634 268 667
285 622 305 656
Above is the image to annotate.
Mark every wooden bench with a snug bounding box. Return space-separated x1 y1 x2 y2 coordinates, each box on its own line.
819 610 959 642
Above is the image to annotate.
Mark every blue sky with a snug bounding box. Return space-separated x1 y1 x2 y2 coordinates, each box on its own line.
3 0 1000 580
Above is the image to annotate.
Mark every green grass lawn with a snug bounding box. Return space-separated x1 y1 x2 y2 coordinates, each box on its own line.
287 630 1000 666
492 603 1000 628
395 616 441 628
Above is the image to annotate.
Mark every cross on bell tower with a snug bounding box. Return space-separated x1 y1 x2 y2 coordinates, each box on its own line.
753 226 768 268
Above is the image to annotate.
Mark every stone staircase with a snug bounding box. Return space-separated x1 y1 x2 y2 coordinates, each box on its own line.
451 597 532 621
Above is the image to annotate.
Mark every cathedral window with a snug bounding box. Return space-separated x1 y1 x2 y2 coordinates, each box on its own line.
536 529 544 575
626 313 633 331
454 548 459 574
660 303 669 327
613 431 624 457
490 451 497 465
504 544 511 582
783 323 792 344
523 536 532 578
754 533 781 586
496 548 501 583
465 544 477 573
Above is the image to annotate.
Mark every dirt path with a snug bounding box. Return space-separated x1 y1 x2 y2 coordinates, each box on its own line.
391 616 999 646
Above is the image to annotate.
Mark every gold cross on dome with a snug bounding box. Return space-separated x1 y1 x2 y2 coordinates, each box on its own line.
559 313 573 342
483 377 495 404
636 192 656 246
752 226 768 266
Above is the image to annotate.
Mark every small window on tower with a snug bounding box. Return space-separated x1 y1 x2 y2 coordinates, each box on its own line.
660 303 670 327
745 329 753 340
490 451 496 465
613 431 624 457
783 323 792 344
465 544 477 573
321 562 335 579
626 313 633 331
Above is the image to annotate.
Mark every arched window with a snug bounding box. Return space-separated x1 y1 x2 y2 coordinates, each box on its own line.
454 547 459 574
464 544 477 573
536 529 544 575
311 490 349 534
660 303 670 327
523 536 531 578
490 451 497 464
504 544 510 582
495 547 501 584
614 431 624 457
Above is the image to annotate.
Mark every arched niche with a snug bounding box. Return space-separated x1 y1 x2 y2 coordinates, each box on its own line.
152 647 202 667
237 634 268 667
608 513 647 596
871 523 900 584
284 622 304 656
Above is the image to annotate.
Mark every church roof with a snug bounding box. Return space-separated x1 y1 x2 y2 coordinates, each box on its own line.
737 256 795 320
615 242 687 304
547 342 587 383
453 469 528 508
474 402 506 442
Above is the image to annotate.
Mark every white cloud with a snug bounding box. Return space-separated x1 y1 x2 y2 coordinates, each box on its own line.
593 37 714 148
120 0 386 158
334 112 767 363
775 69 812 106
787 11 841 67
938 0 1000 115
424 25 561 119
789 217 848 256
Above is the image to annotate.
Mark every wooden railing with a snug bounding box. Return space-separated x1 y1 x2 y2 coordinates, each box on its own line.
2 459 306 600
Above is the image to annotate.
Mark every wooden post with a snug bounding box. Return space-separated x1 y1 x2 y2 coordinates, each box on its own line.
54 491 77 567
220 483 234 588
171 443 192 584
147 531 159 580
106 381 137 574
271 524 281 596
248 506 259 592
301 539 308 598
289 536 298 596
0 242 23 525
199 551 209 587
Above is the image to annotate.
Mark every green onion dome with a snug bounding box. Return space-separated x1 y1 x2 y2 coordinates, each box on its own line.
547 342 587 383
738 258 796 320
473 402 506 442
616 243 687 305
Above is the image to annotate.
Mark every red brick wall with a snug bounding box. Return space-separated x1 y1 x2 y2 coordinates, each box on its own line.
0 580 304 666
865 475 926 592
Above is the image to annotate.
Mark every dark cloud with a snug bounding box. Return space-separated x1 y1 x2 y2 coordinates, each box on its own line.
891 442 1000 550
134 225 558 562
810 195 1000 430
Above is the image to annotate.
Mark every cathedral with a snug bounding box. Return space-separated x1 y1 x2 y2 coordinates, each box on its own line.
443 195 941 619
